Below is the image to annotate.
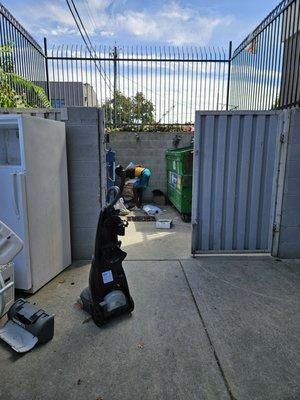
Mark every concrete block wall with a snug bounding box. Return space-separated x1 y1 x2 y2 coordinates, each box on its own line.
0 107 102 260
278 108 300 258
64 107 101 259
109 132 193 200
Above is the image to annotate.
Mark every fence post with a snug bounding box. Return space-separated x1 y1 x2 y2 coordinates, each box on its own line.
43 37 50 102
226 41 232 111
113 46 118 128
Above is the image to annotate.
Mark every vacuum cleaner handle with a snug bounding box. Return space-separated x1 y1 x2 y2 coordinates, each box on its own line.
106 186 121 209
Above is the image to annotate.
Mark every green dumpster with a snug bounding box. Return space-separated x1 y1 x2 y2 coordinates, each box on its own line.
166 147 193 222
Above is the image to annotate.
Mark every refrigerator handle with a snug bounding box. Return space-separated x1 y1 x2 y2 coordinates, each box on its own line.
10 173 20 218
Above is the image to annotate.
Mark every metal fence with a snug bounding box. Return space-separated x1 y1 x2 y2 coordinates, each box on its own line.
1 0 299 126
46 44 230 130
0 2 47 106
229 0 300 110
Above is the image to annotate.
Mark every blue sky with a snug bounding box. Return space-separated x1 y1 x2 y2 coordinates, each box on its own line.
3 0 280 50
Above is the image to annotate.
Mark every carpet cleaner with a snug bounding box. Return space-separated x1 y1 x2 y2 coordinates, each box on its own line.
79 174 134 326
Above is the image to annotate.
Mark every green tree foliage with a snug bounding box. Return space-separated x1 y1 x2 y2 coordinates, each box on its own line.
103 91 155 128
132 92 155 124
0 44 50 108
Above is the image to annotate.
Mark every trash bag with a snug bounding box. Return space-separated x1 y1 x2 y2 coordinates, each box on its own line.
114 197 130 216
142 204 162 216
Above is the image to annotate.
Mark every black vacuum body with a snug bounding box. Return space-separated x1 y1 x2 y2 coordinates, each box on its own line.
80 183 134 326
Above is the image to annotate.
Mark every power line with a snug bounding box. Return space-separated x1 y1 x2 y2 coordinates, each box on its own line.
65 0 113 93
82 0 97 34
72 0 161 100
68 0 114 92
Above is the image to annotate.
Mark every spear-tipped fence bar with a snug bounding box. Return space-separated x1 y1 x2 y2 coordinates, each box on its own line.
0 0 299 129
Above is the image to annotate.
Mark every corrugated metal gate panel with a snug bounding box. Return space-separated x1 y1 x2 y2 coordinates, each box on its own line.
192 111 280 253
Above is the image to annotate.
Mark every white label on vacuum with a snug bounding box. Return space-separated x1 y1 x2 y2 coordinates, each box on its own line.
102 270 113 284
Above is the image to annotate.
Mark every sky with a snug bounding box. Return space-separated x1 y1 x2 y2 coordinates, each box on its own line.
3 0 280 50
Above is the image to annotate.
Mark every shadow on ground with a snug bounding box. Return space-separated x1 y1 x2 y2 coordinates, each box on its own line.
0 241 299 399
122 205 192 260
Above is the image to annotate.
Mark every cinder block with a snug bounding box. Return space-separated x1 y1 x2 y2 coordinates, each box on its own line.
69 191 100 210
72 242 94 259
279 226 300 243
72 211 99 228
72 227 97 246
281 194 300 226
278 242 300 258
68 143 99 161
69 160 100 178
285 178 300 195
290 110 300 144
66 125 99 145
287 161 300 178
68 176 100 192
289 144 300 160
66 107 99 123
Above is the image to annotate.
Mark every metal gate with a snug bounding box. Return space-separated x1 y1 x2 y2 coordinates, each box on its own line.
191 111 280 253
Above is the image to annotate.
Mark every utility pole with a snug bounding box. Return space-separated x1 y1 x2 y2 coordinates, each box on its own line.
113 45 118 128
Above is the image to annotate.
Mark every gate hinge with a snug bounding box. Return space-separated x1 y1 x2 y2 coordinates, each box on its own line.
280 133 285 143
272 223 279 234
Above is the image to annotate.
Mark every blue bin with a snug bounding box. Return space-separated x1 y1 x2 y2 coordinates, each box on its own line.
106 150 116 189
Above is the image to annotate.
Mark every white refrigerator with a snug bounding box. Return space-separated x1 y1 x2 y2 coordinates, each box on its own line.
0 114 71 293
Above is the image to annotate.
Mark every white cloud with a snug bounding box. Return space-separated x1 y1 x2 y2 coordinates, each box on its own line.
39 26 78 37
116 12 159 39
114 2 233 45
100 30 115 38
159 1 192 21
15 0 234 46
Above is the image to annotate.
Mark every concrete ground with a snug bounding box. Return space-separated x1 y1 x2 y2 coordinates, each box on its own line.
122 205 192 260
0 210 299 400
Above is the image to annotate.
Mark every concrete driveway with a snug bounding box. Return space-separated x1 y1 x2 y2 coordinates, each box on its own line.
0 256 299 400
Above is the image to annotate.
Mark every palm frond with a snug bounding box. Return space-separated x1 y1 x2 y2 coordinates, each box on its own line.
6 72 51 107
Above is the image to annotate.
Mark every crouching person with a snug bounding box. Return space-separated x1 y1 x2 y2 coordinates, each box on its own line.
116 163 151 209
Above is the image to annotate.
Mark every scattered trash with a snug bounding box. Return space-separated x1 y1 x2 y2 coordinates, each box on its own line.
126 161 135 170
96 396 104 400
142 204 162 216
74 301 83 310
122 182 134 199
58 278 65 284
0 298 54 353
156 219 173 229
137 342 144 349
77 379 82 385
114 197 130 216
82 316 92 324
127 216 156 222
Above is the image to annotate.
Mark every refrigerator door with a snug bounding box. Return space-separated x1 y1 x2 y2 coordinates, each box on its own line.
20 115 71 293
0 169 31 290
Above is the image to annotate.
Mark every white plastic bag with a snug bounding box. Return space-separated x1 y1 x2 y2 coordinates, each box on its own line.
142 204 162 216
114 198 130 215
126 162 136 170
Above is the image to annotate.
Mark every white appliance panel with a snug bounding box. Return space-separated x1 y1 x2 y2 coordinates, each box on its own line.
0 169 31 289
